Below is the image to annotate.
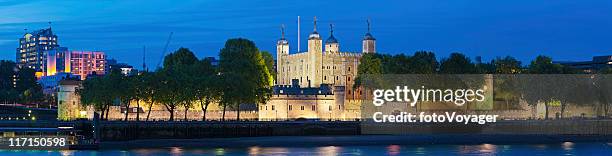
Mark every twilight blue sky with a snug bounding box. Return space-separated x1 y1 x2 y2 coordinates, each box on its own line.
1 0 611 70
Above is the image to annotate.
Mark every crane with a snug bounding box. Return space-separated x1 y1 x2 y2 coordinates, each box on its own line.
156 32 173 69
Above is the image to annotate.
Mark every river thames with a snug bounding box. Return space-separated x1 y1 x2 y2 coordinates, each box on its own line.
1 142 610 155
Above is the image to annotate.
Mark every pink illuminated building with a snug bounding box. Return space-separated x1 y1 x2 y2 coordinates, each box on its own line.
45 49 106 80
69 51 105 79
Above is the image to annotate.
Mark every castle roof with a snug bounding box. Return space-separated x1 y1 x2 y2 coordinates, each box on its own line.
325 35 338 44
363 32 375 40
309 31 321 40
277 37 288 45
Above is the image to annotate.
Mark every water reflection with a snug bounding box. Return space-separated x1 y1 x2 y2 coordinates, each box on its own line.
534 144 548 150
248 146 261 155
386 145 401 155
316 146 342 156
1 142 608 156
456 144 497 155
414 147 426 155
214 148 225 155
170 147 183 156
479 143 497 154
561 142 574 151
59 150 74 156
248 147 289 155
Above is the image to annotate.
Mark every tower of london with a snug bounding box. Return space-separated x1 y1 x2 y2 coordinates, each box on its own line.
275 17 376 100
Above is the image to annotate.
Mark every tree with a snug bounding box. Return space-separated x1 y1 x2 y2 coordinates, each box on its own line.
354 53 383 89
219 38 273 121
118 73 134 121
131 73 145 121
528 55 562 74
439 53 476 74
9 66 44 105
157 47 199 121
526 55 564 119
593 72 611 117
408 51 438 74
141 71 159 121
494 56 522 74
492 56 522 109
0 60 18 94
78 72 117 121
261 51 276 82
194 58 220 121
389 54 411 74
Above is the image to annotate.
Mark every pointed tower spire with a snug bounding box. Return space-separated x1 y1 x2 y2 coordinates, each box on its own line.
48 22 52 29
281 24 285 39
329 24 334 35
313 16 317 31
367 18 371 33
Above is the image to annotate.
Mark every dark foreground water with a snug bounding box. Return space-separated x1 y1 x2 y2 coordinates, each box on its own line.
1 142 611 156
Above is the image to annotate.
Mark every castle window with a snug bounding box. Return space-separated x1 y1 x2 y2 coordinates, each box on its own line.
338 105 341 110
348 67 351 71
324 76 327 80
265 106 268 110
322 66 325 69
312 105 316 111
289 105 292 110
301 106 305 110
272 105 275 110
336 76 339 80
348 77 351 82
329 106 332 111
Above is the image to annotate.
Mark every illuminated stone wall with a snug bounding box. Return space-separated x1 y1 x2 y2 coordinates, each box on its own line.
57 81 87 120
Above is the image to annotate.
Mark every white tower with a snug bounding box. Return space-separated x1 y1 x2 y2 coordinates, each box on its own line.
325 24 339 53
276 24 289 85
307 16 323 87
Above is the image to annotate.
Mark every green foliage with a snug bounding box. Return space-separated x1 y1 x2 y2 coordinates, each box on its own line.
354 53 382 89
528 55 563 74
261 51 276 81
0 60 43 104
440 53 476 74
494 56 522 74
157 47 200 121
219 38 273 120
408 51 438 74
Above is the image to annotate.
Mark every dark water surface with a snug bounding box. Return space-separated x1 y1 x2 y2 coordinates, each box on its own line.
1 142 611 156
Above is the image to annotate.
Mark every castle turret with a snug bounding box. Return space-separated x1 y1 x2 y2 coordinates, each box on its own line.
325 24 339 53
307 16 323 87
308 17 322 54
362 19 376 54
277 24 289 85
